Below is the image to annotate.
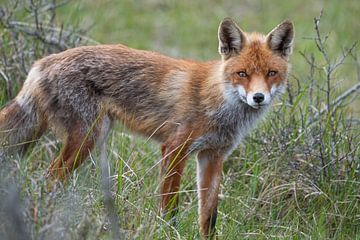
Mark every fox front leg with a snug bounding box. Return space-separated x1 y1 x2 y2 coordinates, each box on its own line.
197 150 223 239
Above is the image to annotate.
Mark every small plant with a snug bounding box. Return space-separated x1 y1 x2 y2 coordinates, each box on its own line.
0 0 96 102
226 11 359 239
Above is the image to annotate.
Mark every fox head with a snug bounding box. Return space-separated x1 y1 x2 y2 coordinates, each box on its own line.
218 18 294 109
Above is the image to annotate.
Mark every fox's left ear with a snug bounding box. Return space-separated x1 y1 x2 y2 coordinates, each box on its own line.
266 20 294 59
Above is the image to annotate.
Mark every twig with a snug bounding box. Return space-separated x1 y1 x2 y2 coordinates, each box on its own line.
306 82 360 127
330 82 360 110
6 20 99 45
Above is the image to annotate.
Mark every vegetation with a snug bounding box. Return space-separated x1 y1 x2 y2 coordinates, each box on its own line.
0 0 359 239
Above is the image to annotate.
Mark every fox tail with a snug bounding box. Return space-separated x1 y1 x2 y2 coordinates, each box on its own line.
0 68 47 160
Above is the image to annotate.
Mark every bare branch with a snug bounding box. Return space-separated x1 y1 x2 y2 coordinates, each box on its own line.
306 82 360 127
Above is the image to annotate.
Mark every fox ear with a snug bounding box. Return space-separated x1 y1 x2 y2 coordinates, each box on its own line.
218 18 246 59
266 20 294 58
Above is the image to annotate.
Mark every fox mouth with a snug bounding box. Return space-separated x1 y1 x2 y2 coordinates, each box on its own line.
249 103 267 109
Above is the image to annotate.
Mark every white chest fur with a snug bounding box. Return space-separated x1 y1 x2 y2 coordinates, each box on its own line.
190 102 269 156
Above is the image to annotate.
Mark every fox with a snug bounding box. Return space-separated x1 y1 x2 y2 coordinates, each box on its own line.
0 18 294 238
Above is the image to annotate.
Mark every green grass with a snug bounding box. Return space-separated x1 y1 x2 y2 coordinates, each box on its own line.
0 0 359 239
55 0 360 113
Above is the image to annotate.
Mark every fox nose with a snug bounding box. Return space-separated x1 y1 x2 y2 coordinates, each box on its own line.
253 93 265 103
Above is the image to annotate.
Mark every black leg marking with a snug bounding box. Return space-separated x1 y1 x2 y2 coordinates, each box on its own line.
208 205 218 238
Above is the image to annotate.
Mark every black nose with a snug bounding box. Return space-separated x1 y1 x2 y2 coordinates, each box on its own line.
253 93 265 103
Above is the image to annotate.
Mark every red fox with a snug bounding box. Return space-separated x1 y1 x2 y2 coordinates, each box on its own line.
0 18 294 238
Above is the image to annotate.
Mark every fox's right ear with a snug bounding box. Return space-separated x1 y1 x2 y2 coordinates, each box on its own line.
218 18 246 60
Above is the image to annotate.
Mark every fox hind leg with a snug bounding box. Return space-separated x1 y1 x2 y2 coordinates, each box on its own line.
46 115 111 183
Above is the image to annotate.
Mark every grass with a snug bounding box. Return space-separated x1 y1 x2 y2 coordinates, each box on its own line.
0 0 359 239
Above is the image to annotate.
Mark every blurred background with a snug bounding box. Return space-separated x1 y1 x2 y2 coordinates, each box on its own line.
57 0 360 90
0 0 359 239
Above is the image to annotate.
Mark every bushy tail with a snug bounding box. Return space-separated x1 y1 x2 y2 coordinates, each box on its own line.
0 99 45 160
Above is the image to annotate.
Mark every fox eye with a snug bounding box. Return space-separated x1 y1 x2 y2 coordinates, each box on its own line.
237 71 247 78
267 70 277 77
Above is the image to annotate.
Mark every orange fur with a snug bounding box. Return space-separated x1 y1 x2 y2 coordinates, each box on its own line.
0 18 294 238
